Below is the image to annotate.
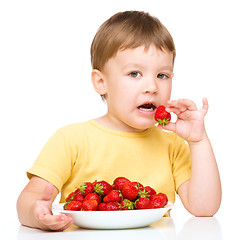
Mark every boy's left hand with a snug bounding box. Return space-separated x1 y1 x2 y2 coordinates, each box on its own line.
159 98 208 143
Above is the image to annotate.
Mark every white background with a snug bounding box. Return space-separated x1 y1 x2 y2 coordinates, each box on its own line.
0 0 240 237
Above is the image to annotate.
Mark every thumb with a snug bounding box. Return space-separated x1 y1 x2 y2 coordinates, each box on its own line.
157 122 176 133
42 182 54 201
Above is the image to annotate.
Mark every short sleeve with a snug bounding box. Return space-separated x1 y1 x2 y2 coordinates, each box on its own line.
171 136 191 192
27 129 74 192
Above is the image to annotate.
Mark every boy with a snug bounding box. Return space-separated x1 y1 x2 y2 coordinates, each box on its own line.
17 11 221 231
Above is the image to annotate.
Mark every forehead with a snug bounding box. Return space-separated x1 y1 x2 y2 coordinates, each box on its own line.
105 45 173 70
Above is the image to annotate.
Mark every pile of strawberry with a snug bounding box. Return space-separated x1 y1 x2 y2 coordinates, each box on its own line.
64 177 168 211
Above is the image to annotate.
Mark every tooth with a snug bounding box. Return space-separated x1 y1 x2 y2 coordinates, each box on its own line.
139 107 154 112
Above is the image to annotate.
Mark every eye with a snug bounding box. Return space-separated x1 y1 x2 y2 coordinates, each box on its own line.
157 73 169 79
129 71 141 78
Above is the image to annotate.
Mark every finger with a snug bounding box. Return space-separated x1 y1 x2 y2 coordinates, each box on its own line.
200 97 209 116
48 215 73 231
167 99 178 108
167 99 197 113
39 213 73 231
177 99 197 111
36 206 51 221
42 182 54 201
49 215 73 231
157 122 176 133
177 110 193 120
36 206 72 231
58 216 74 231
35 203 52 220
165 107 181 115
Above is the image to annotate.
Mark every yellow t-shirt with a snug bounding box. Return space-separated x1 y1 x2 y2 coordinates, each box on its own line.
27 120 191 205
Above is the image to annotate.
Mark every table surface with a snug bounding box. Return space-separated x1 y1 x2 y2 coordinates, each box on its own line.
0 199 238 240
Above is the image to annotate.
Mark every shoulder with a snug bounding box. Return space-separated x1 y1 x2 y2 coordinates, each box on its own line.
53 120 94 141
58 120 92 132
151 126 188 152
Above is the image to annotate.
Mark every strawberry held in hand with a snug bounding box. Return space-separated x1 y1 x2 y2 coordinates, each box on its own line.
154 105 171 126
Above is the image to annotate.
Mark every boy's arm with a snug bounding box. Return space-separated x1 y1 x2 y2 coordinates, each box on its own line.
17 176 73 230
160 98 222 216
177 135 221 216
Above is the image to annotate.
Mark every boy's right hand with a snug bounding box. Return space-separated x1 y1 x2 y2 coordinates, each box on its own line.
17 176 73 231
33 182 73 231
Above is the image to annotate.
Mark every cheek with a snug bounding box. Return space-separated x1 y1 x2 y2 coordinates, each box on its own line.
159 81 172 100
108 78 137 100
166 84 172 98
111 88 135 105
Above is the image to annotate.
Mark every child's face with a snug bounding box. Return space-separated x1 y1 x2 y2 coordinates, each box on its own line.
100 44 173 132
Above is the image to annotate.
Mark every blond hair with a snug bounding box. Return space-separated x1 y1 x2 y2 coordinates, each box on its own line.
91 11 176 71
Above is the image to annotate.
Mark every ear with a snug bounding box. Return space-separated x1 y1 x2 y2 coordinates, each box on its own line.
91 69 107 96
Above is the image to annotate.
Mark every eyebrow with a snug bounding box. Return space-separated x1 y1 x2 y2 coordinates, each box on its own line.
121 63 142 71
122 63 173 71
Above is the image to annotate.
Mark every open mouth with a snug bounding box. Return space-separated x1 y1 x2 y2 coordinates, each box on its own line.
137 103 157 112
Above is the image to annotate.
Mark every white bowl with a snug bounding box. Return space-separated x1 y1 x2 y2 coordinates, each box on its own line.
52 202 173 229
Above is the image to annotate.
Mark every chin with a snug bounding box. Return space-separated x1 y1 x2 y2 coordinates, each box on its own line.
131 120 156 131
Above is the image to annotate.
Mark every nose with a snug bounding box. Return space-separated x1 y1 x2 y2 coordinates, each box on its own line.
143 78 158 94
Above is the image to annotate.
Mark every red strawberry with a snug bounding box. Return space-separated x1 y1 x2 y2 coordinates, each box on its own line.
94 180 112 197
154 105 171 126
64 201 82 211
105 202 120 211
65 191 76 202
74 188 81 193
103 190 123 203
150 193 168 208
98 203 107 211
132 181 144 191
120 199 134 210
122 182 138 201
92 180 98 186
138 189 150 199
79 182 94 197
81 199 98 211
72 192 85 202
144 186 156 196
65 188 84 202
84 192 101 205
113 177 131 191
135 198 152 209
